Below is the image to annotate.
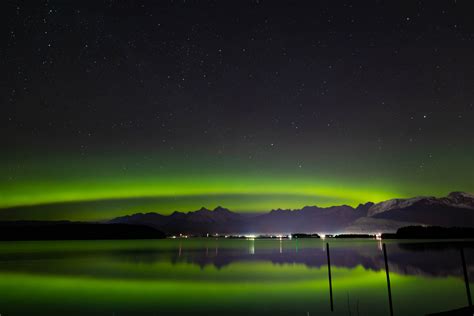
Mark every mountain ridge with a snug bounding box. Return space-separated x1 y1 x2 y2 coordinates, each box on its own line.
109 192 474 234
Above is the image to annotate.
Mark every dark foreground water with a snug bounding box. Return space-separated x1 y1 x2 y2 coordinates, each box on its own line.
0 238 472 316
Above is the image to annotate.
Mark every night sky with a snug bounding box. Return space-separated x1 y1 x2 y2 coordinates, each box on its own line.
1 1 473 220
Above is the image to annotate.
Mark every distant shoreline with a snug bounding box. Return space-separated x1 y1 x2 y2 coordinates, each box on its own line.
1 222 474 241
0 222 166 241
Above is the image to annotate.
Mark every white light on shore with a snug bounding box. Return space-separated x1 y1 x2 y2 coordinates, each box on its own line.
245 234 256 240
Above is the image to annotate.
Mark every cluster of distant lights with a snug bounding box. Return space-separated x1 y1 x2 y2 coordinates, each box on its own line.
170 233 384 240
170 233 292 240
243 234 292 241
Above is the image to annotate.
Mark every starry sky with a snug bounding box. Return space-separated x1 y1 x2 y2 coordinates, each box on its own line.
1 1 473 220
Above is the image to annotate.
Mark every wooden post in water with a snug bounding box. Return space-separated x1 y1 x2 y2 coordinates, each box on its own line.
326 242 334 312
460 247 472 310
383 243 394 316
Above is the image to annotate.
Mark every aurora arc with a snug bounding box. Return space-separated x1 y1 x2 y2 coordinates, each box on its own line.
1 150 473 220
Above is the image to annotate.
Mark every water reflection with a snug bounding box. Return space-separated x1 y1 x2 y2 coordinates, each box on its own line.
0 239 472 316
160 239 474 279
249 239 255 255
0 239 472 280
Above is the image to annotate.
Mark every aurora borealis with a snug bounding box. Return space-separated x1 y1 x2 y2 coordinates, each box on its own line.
2 1 474 221
1 147 473 220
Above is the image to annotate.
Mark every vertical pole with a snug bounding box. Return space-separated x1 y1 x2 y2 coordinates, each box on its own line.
383 243 394 316
460 247 472 309
327 242 334 312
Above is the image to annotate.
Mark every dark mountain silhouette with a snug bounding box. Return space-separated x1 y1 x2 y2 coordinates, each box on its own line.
246 205 363 233
368 191 474 226
110 192 474 234
383 226 474 239
110 206 248 234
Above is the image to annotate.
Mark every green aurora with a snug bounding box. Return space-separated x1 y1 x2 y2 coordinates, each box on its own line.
1 148 473 220
2 1 474 222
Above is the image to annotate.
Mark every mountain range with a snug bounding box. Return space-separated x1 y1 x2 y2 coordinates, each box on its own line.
109 191 474 234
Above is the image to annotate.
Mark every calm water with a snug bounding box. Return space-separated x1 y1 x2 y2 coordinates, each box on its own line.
0 238 472 316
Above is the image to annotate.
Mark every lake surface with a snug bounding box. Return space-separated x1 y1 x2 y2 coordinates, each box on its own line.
0 238 472 315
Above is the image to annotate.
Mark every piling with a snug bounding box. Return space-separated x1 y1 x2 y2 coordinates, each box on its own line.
327 242 334 312
460 247 472 310
383 243 394 316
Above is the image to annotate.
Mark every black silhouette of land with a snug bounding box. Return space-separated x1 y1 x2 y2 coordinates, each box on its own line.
383 226 474 239
0 222 166 241
333 233 375 238
1 221 474 241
